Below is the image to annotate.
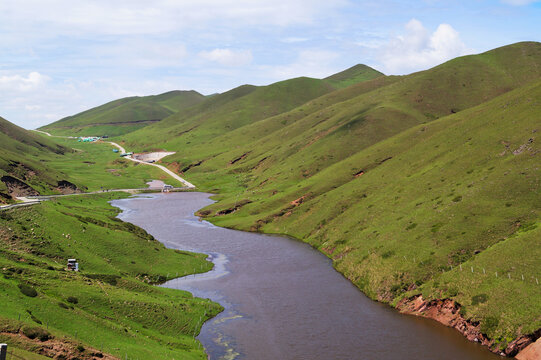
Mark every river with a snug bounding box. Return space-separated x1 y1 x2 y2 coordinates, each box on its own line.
112 192 501 360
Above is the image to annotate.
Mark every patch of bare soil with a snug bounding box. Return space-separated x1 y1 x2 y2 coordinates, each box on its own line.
1 329 118 360
56 180 81 195
214 199 252 216
1 175 39 197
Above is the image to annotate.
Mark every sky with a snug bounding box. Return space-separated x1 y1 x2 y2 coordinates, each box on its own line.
1 0 540 129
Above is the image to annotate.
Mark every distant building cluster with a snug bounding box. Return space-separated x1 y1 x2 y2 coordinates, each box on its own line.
77 136 100 142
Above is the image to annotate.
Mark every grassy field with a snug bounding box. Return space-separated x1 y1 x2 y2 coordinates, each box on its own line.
1 118 220 358
41 138 185 191
1 127 184 203
0 193 222 359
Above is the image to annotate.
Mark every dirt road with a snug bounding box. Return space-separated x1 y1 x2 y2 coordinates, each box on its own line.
31 130 196 189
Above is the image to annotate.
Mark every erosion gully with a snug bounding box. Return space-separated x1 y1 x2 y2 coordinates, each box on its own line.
112 192 501 360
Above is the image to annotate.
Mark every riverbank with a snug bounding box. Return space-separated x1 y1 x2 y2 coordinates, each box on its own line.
0 192 221 359
397 296 539 358
116 192 503 360
195 197 539 359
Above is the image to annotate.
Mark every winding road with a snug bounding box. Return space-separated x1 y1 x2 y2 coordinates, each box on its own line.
32 130 195 188
0 131 196 210
107 142 195 188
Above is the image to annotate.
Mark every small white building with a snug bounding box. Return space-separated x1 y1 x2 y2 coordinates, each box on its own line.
67 259 79 271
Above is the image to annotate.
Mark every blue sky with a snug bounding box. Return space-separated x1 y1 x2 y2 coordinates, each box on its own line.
1 0 540 129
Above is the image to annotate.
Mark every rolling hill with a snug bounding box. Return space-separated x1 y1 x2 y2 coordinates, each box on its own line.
0 116 76 203
324 63 385 88
120 73 385 152
38 41 541 355
40 90 206 137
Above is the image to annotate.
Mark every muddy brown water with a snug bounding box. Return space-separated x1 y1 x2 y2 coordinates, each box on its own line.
113 192 502 360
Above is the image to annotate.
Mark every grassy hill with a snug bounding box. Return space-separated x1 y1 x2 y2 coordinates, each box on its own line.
197 76 540 353
0 117 74 203
121 76 344 152
0 193 221 359
2 115 223 359
324 63 384 88
136 41 541 194
0 115 189 204
108 42 541 355
40 90 206 137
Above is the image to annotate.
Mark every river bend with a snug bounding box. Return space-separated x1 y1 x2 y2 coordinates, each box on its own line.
112 192 500 360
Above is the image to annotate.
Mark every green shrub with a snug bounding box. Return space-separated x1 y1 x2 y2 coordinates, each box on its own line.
26 309 42 324
518 221 538 233
481 316 500 335
405 223 417 230
21 325 51 341
58 302 70 309
431 223 443 233
447 287 459 297
66 296 79 304
18 283 38 297
471 293 489 305
85 273 120 286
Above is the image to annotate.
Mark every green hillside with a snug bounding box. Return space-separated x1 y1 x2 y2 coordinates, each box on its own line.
111 42 541 354
138 41 541 193
40 90 206 137
197 76 540 351
121 76 340 152
324 63 384 88
0 117 73 203
0 115 186 204
0 193 221 359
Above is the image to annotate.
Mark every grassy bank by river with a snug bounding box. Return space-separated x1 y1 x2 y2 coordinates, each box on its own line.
189 75 541 355
0 193 222 359
42 138 185 191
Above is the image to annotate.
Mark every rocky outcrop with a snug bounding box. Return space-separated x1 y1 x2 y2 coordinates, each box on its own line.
1 175 39 197
397 296 491 345
181 160 203 173
397 295 540 358
214 199 252 216
229 152 250 165
517 336 541 360
57 180 81 194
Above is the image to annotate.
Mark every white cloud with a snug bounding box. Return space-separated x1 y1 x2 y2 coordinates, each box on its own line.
378 19 473 74
282 37 310 43
89 40 188 69
267 50 340 80
0 0 347 36
24 104 41 111
0 72 50 92
199 49 253 67
500 0 539 5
